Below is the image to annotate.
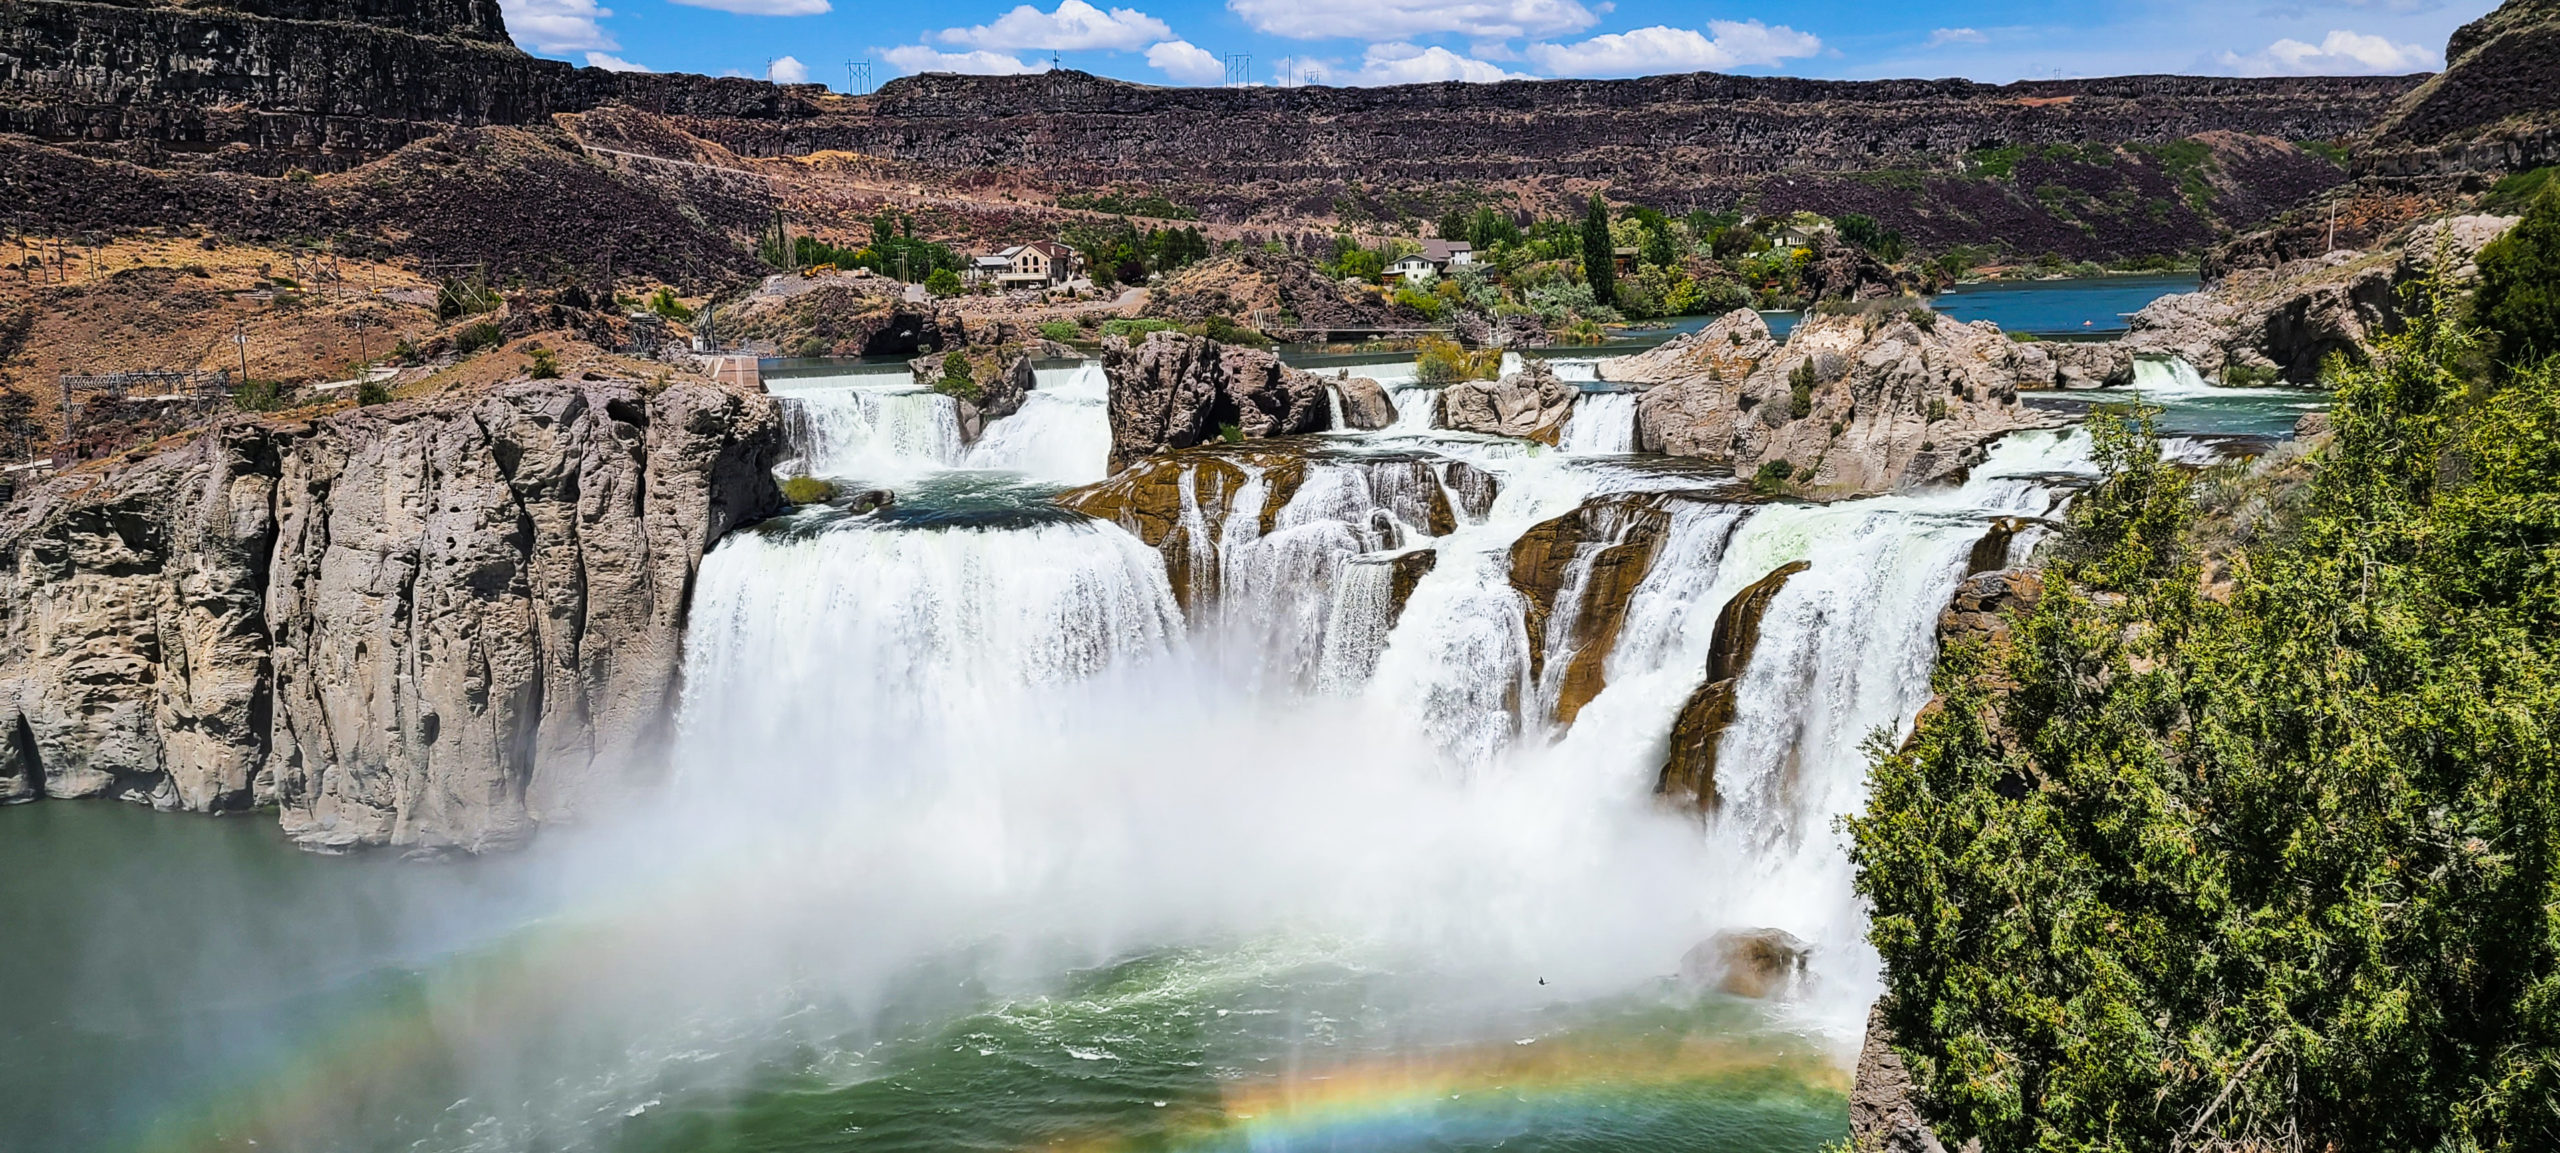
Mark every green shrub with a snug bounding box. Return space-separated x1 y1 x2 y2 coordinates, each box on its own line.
780 475 838 504
1925 397 1949 422
925 267 963 297
356 382 392 406
453 321 501 354
645 287 692 322
1037 320 1082 343
1217 422 1243 444
1100 317 1177 340
2221 362 2279 388
1788 360 1817 419
1413 336 1502 384
1202 314 1272 347
2473 181 2560 370
526 347 560 379
391 336 420 364
231 379 287 412
1749 458 1795 492
934 354 980 403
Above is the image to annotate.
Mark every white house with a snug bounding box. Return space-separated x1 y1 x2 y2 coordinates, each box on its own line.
973 240 1084 288
1391 239 1476 283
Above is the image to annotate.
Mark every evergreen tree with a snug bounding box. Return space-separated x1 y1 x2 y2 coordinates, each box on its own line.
2474 182 2560 370
1581 194 1616 302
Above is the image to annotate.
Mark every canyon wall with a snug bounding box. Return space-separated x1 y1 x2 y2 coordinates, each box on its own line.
0 377 783 852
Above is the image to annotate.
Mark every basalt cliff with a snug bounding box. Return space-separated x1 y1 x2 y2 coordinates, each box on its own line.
0 374 783 852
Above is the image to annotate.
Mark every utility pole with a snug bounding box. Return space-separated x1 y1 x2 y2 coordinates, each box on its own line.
233 320 251 386
1224 52 1251 89
846 60 872 94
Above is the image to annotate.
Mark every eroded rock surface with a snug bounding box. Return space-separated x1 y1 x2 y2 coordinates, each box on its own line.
1510 494 1678 726
0 379 783 851
1438 360 1577 444
1659 560 1809 808
1325 373 1398 431
1103 332 1329 472
1627 309 2058 494
1679 928 1810 999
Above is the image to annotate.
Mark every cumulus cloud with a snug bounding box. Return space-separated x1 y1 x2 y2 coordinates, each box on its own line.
668 0 829 14
2216 28 2436 74
1325 43 1531 85
1926 27 1987 47
585 51 651 71
1145 39 1226 84
767 55 810 83
1228 0 1598 42
883 45 1052 74
1524 20 1821 77
940 0 1172 51
501 0 616 53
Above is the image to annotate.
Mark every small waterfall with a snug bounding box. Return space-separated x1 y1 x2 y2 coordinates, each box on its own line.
1386 386 1439 432
1561 392 1639 455
777 384 965 480
963 362 1112 485
1544 358 1601 382
2128 355 2214 395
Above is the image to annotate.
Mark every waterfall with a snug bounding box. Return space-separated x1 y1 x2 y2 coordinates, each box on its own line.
962 362 1112 484
776 383 965 480
2127 354 2214 395
1561 391 1639 455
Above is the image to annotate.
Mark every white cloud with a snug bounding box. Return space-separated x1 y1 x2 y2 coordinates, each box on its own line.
941 0 1172 51
767 55 809 83
584 51 651 71
1228 0 1598 42
501 0 616 53
1145 39 1226 83
1926 27 1987 47
667 0 829 15
2216 28 2436 74
1332 43 1531 85
882 45 1052 74
1524 20 1821 77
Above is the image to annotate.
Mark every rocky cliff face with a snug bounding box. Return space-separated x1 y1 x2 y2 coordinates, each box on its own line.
2362 0 2560 178
1620 309 2059 494
1102 332 1330 472
0 378 783 851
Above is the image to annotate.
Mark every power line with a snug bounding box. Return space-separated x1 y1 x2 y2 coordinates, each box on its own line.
1223 52 1252 89
845 60 872 94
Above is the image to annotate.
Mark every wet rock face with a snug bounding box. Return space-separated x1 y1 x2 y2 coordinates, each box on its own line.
1437 360 1577 444
911 349 1032 442
1627 308 2060 494
1509 494 1677 727
0 380 784 851
1659 561 1809 809
1326 374 1398 431
1101 332 1329 472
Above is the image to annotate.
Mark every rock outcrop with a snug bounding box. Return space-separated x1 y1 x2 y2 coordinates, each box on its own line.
1324 373 1398 430
1626 309 2059 494
1680 928 1811 999
1852 1004 1967 1153
912 348 1032 442
1437 360 1577 444
1509 493 1718 726
2362 0 2560 180
0 378 784 851
1659 560 1808 808
1101 332 1329 472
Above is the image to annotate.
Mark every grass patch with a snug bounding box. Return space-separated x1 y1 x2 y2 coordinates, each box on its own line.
781 476 838 504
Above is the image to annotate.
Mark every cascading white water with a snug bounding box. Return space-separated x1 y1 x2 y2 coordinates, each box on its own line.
776 383 966 479
2128 354 2214 395
1561 391 1639 455
961 362 1113 484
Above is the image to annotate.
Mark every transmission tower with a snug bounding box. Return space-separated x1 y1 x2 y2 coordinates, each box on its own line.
1223 52 1252 88
846 60 873 93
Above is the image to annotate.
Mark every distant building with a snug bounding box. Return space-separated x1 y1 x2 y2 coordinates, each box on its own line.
1391 239 1476 283
976 240 1084 288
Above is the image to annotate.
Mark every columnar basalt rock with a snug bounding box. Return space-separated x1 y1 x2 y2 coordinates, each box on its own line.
0 378 784 851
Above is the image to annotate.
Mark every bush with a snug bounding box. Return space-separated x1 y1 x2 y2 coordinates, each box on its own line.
2473 181 2560 370
1788 360 1817 419
1413 336 1502 384
453 321 502 355
2221 362 2279 387
1202 314 1272 347
355 382 392 406
780 476 838 504
1391 285 1445 321
231 379 287 412
1100 318 1178 340
391 337 420 364
925 268 964 297
526 347 560 379
645 287 692 322
1037 320 1082 343
1749 458 1795 492
934 354 980 403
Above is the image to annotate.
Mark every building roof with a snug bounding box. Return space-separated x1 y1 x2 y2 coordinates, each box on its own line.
1419 239 1473 262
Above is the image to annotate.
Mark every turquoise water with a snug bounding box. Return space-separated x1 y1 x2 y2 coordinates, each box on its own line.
1928 274 2200 336
0 802 1850 1153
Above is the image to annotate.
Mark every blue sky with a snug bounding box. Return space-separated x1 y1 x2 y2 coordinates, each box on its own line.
499 0 2498 89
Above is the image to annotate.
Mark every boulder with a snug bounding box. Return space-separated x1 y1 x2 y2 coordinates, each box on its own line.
912 348 1032 442
1102 332 1329 472
1509 494 1677 726
1437 359 1576 444
1599 308 1779 385
1326 372 1398 430
2399 214 2519 284
1633 309 2061 494
1679 928 1810 999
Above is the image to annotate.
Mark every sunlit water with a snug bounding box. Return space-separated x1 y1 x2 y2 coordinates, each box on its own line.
3 347 2154 1153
